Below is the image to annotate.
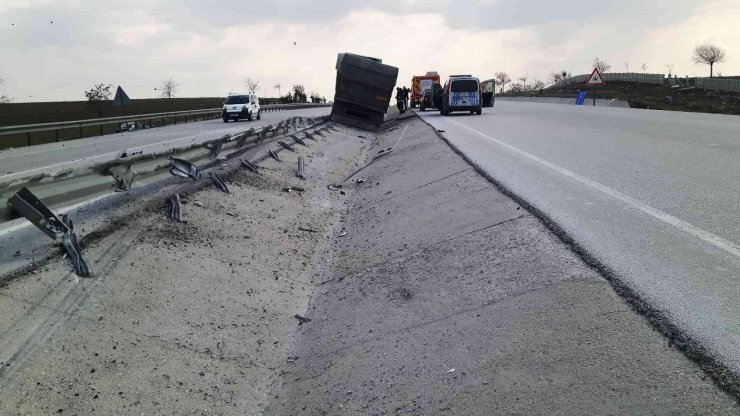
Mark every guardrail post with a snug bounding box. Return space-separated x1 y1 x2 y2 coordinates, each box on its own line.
55 129 60 142
26 132 31 146
100 125 104 136
79 126 83 139
173 116 177 125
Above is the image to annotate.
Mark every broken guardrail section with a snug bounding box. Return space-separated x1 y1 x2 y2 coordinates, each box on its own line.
297 157 305 180
269 149 281 162
278 141 296 152
241 159 260 174
169 157 201 180
8 187 90 277
209 172 230 194
167 193 183 222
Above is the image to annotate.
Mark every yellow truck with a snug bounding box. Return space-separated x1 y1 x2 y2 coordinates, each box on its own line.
411 71 440 108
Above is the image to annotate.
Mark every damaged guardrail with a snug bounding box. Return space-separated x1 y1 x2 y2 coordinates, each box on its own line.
0 116 328 227
3 119 338 277
0 103 332 147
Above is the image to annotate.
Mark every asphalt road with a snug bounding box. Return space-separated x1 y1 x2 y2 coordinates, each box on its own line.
0 107 330 182
417 102 740 378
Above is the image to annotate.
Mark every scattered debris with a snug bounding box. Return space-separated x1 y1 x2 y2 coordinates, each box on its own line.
169 157 201 180
298 227 318 233
278 141 297 152
294 314 312 325
438 130 445 133
339 232 347 237
356 178 366 184
226 212 238 217
448 368 456 374
209 172 230 193
167 193 182 222
282 187 293 193
327 184 342 191
109 164 136 191
297 156 305 180
291 186 305 192
194 201 204 207
269 149 281 162
241 159 260 174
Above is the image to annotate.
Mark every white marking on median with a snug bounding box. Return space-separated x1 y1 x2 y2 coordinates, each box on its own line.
444 117 740 259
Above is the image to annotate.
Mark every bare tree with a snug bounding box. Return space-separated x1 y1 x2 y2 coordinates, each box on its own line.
518 75 528 92
0 77 13 104
693 44 726 78
245 78 260 95
274 83 282 98
158 78 178 110
494 72 511 93
508 83 523 94
292 84 307 103
665 64 674 77
593 57 611 73
550 70 572 87
625 61 629 72
84 83 113 117
640 63 648 74
531 80 545 91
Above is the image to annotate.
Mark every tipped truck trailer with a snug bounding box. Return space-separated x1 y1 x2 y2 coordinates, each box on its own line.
411 72 441 108
331 53 399 131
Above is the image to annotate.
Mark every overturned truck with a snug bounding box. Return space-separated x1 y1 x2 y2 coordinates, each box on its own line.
331 53 399 131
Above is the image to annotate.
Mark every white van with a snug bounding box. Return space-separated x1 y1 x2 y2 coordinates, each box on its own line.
440 75 482 115
222 93 261 122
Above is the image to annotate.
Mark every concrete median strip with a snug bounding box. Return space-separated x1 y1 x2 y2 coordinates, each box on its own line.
0 112 736 414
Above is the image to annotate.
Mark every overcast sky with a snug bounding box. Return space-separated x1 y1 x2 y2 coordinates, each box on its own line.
1 0 738 102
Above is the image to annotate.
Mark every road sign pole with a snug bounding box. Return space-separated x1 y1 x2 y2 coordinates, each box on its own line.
593 85 596 106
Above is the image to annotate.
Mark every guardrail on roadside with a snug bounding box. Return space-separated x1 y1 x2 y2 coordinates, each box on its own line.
0 115 333 226
0 103 332 147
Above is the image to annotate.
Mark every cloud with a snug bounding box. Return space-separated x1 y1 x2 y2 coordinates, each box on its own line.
0 0 738 102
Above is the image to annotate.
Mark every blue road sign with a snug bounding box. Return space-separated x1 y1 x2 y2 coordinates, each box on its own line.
575 91 587 105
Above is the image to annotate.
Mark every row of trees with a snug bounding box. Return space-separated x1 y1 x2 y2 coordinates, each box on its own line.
246 78 326 103
78 77 326 117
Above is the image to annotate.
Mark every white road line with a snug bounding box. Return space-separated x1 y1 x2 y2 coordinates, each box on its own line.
444 117 740 259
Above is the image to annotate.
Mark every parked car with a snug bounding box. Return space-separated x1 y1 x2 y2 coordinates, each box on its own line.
222 93 260 122
440 75 482 116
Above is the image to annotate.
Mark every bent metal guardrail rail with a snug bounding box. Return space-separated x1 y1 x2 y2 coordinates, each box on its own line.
0 102 332 147
0 115 333 226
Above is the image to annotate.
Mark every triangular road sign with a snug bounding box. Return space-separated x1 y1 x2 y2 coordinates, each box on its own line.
112 86 132 107
585 68 606 86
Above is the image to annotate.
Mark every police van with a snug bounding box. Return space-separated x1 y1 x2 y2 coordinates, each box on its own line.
440 75 482 116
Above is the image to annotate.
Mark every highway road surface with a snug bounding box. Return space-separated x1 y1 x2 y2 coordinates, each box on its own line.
0 107 330 183
417 102 740 377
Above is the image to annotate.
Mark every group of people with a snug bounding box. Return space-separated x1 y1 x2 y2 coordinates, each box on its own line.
396 86 410 113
